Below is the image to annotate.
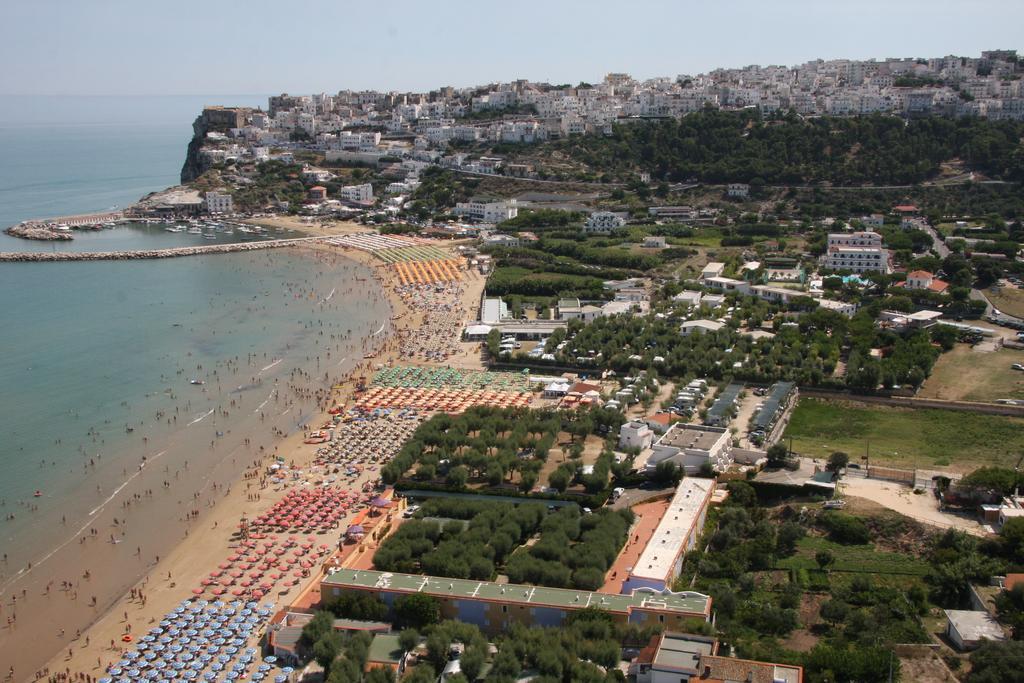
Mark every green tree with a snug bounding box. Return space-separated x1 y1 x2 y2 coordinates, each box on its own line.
447 465 469 489
967 640 1024 682
394 593 441 630
820 599 849 626
398 628 420 653
827 451 850 473
816 549 835 572
767 443 789 468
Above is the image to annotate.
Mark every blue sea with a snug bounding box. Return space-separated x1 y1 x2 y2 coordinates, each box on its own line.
0 97 390 672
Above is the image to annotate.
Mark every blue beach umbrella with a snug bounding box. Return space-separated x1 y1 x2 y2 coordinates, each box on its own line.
262 656 276 664
251 674 264 682
274 676 287 683
109 669 123 677
210 664 224 673
226 673 239 681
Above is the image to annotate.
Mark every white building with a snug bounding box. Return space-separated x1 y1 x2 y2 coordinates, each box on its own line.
643 235 667 249
481 234 520 249
621 478 715 592
726 183 750 198
338 184 374 203
700 262 725 280
203 191 233 214
618 421 654 451
704 276 751 295
823 231 890 273
673 290 703 308
584 211 627 234
646 424 733 475
454 199 518 223
945 610 1006 651
680 320 725 336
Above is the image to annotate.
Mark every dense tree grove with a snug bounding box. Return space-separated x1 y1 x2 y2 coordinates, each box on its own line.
373 501 546 580
504 506 634 590
546 110 1024 184
380 405 625 491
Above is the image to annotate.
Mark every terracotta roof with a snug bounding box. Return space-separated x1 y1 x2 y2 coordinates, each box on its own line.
907 270 934 279
570 382 600 394
927 280 949 293
647 413 674 426
700 655 802 683
1006 573 1024 591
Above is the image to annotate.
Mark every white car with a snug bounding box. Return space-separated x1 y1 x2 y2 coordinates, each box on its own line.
1012 364 1024 371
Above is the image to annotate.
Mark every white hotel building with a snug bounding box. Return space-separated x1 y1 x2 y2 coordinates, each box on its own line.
454 199 518 223
822 231 891 274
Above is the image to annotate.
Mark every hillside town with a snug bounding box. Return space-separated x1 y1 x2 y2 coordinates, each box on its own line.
182 49 1024 185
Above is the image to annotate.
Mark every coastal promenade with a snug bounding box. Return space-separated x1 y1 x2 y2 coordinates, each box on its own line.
0 236 326 261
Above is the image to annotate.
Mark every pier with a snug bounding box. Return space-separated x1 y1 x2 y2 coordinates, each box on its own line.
23 210 126 227
0 236 327 262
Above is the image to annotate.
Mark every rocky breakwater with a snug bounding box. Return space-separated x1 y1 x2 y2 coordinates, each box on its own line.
5 224 74 241
0 236 323 262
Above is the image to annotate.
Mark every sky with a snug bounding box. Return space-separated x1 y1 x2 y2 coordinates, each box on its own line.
1 0 1021 97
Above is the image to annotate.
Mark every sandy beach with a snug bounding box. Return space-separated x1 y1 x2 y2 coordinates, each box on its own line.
16 238 485 683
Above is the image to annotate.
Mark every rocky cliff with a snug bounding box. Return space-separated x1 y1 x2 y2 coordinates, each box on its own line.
179 114 209 184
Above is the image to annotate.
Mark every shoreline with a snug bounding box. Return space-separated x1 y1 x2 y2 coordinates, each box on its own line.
23 240 483 683
1 244 399 682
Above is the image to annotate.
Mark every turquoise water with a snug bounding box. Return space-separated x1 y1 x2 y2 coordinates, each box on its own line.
0 94 267 246
0 98 389 598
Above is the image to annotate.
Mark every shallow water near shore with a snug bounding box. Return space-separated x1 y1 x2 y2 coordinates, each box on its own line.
0 246 390 674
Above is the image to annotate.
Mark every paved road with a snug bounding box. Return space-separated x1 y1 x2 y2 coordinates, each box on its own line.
921 221 951 258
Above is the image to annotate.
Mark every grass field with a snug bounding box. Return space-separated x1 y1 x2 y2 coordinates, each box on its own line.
775 535 930 576
985 286 1024 320
919 346 1024 402
783 397 1024 469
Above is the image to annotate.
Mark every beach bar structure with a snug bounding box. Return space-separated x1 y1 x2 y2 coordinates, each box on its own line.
621 478 715 594
321 569 711 635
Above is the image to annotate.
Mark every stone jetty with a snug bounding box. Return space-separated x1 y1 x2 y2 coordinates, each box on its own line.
0 237 326 262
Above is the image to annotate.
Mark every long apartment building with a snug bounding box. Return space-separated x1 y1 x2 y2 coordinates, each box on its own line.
621 478 715 593
322 568 711 636
822 230 891 274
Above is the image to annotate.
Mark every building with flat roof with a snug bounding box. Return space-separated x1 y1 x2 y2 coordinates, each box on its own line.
321 569 711 636
700 262 726 280
680 320 725 336
631 632 803 683
621 478 715 593
945 609 1006 651
646 424 732 475
632 632 717 683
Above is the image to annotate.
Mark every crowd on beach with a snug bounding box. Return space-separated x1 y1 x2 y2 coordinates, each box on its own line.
8 242 485 683
393 282 468 362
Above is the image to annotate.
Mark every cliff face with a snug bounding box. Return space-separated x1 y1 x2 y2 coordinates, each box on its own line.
180 114 209 184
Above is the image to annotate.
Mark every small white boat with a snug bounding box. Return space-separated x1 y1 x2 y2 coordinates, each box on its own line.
187 226 203 234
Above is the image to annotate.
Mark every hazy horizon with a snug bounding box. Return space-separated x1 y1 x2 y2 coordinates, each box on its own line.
2 0 1020 97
